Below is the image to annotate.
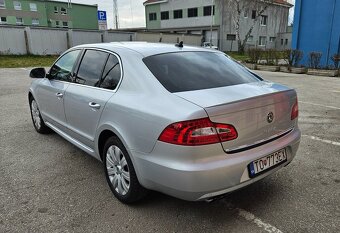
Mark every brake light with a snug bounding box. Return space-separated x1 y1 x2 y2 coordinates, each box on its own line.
291 98 299 120
158 118 238 146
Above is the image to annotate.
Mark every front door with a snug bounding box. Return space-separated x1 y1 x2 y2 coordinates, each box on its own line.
64 50 121 148
37 49 81 130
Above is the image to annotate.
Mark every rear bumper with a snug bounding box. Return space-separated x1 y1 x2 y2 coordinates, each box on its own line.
131 127 301 201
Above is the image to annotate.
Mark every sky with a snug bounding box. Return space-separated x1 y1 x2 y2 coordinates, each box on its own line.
64 0 295 29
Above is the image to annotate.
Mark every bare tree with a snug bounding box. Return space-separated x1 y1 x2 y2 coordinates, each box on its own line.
219 0 274 54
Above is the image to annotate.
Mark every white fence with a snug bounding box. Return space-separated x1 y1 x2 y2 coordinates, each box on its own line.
0 26 202 55
136 32 202 45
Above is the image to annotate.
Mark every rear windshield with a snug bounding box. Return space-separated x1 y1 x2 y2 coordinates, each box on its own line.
143 52 261 93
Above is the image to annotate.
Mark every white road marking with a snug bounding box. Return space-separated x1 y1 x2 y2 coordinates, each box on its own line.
237 208 283 233
299 101 340 110
332 90 340 93
302 135 340 146
224 202 283 233
20 68 28 71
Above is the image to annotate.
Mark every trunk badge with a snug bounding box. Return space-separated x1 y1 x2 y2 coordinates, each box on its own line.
267 112 274 123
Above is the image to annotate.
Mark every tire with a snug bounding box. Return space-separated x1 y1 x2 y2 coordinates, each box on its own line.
103 136 147 204
29 97 51 134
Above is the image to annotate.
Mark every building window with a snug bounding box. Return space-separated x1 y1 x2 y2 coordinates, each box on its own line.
0 16 7 24
161 11 169 20
0 0 5 9
281 39 284 45
14 1 22 10
62 21 68 28
203 6 215 16
16 17 23 25
32 18 39 26
188 8 198 17
285 39 288 45
247 35 253 43
30 3 37 11
174 9 183 19
54 6 58 13
260 15 268 26
244 9 248 18
61 7 67 15
227 34 236 41
259 36 267 46
56 21 59 27
251 10 256 19
269 37 276 42
149 12 157 21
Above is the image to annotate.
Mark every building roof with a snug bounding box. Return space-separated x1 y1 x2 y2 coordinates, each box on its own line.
143 0 168 6
144 0 293 7
44 0 98 7
274 0 294 7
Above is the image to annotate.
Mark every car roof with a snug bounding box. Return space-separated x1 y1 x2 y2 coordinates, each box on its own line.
73 42 219 57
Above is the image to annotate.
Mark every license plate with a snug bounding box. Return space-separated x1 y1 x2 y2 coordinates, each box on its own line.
248 149 287 178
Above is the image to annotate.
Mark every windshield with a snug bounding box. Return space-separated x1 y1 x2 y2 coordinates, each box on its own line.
143 52 261 93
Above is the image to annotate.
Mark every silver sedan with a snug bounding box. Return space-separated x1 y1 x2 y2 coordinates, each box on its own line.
28 42 301 203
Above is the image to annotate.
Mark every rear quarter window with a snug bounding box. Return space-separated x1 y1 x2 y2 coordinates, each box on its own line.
143 52 261 93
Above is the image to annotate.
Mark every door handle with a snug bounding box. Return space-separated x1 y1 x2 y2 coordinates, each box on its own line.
56 93 63 98
89 102 101 109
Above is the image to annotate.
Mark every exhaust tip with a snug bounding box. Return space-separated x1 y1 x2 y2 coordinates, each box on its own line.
204 194 229 203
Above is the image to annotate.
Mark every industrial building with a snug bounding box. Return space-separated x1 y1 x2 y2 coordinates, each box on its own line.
0 0 98 30
144 0 220 46
217 0 292 51
292 0 340 67
143 0 293 51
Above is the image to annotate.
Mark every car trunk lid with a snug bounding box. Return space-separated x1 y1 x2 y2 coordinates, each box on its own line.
174 82 297 152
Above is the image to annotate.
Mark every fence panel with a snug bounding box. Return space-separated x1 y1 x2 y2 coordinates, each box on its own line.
0 26 26 55
136 32 202 46
72 30 103 46
105 32 135 42
0 26 204 55
136 32 161 43
30 28 68 55
182 35 202 46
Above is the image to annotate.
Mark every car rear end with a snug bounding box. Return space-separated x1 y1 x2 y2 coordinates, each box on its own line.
133 50 301 201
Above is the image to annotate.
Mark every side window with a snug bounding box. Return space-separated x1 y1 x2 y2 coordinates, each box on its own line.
75 50 108 87
49 50 81 82
100 55 121 90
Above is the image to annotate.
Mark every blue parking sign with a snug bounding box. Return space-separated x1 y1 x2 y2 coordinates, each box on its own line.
98 11 107 21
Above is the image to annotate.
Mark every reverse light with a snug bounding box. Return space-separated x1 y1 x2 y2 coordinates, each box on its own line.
158 118 238 146
291 98 299 120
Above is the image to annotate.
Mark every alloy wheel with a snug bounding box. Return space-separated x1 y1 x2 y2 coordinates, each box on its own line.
106 145 130 195
31 100 41 130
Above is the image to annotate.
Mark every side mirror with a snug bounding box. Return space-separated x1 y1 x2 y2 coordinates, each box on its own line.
30 68 46 79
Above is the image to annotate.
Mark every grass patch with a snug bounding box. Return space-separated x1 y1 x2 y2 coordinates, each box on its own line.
226 52 250 62
0 55 59 68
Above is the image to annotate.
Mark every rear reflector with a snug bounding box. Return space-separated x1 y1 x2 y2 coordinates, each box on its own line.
158 118 238 146
291 98 299 120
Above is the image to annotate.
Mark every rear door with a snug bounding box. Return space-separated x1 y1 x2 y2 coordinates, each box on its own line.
64 50 122 147
37 49 81 130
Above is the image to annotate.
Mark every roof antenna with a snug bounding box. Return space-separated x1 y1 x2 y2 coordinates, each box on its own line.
175 41 183 48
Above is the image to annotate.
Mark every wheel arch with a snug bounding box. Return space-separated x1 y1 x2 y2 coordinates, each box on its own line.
28 91 34 101
96 125 131 162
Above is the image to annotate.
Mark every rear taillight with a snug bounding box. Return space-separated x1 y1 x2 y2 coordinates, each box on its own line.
158 118 238 146
291 98 299 120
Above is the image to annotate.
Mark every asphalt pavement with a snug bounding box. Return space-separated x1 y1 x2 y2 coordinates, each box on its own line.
0 68 339 233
